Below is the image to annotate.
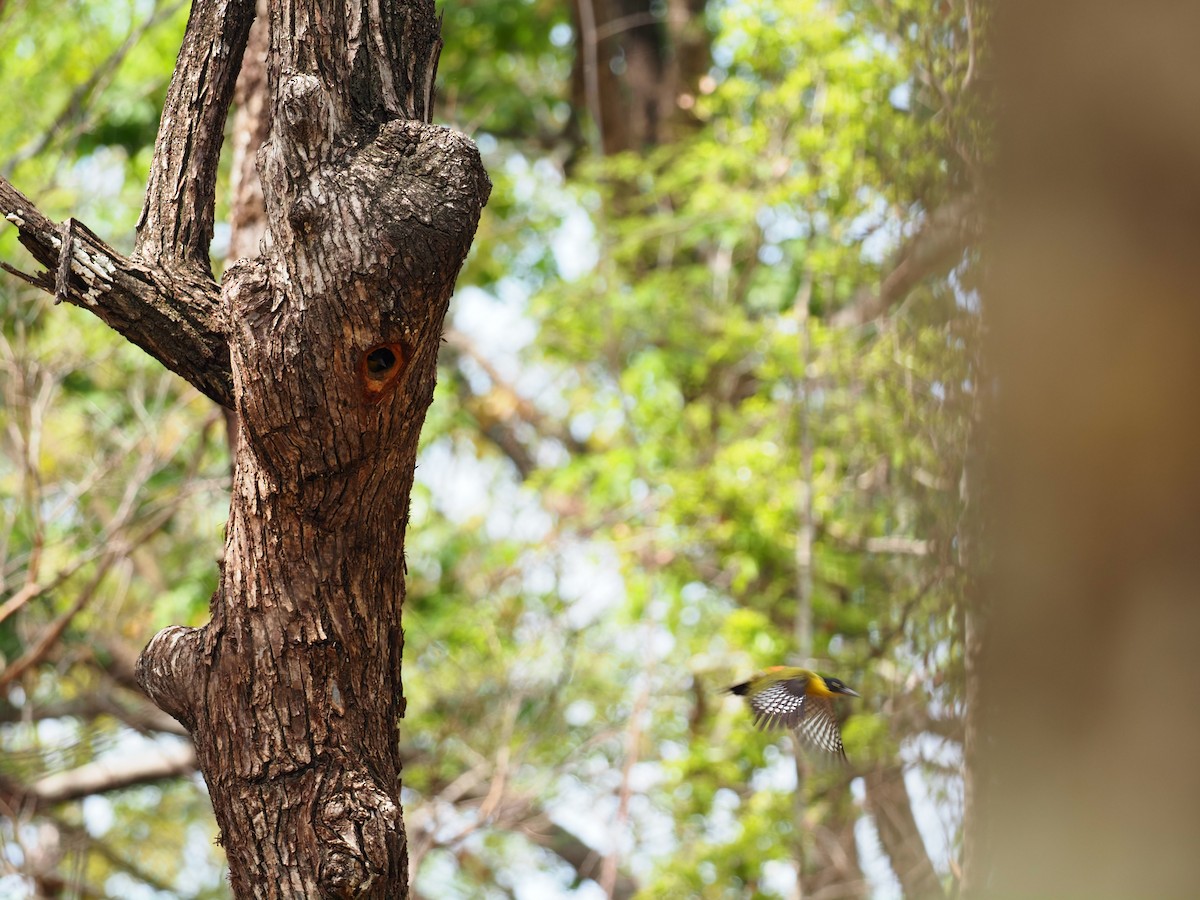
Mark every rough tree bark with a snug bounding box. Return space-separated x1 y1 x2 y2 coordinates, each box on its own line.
0 0 489 895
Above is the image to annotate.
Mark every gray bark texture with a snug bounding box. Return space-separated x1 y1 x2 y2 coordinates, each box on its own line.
0 1 489 896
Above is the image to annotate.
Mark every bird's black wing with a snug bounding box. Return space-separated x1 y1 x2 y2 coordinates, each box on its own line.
747 678 809 730
794 695 847 761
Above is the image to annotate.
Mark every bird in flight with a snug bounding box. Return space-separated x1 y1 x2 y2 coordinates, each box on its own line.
726 666 860 761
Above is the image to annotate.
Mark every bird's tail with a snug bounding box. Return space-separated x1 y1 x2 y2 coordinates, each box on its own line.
724 681 750 696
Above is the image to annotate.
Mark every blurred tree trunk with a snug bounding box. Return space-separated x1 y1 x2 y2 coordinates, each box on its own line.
569 0 710 154
226 0 270 265
981 1 1200 895
0 0 489 894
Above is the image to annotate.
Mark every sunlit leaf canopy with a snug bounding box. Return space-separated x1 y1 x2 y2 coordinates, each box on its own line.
0 0 981 896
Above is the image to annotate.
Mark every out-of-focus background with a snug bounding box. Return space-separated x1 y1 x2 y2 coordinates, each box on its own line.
1 1 1197 897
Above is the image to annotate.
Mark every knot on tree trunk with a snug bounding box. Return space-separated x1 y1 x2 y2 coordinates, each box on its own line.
135 624 203 731
276 71 337 162
316 765 404 898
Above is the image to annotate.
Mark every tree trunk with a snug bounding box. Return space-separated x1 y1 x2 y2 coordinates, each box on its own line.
1 1 489 895
570 0 710 154
981 1 1200 895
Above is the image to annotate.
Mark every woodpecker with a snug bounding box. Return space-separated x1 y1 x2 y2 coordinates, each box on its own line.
726 667 859 760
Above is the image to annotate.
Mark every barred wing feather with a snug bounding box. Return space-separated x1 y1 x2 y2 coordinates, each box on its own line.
748 678 809 731
795 696 847 761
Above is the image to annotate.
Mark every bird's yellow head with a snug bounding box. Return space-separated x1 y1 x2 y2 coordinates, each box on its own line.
812 675 860 699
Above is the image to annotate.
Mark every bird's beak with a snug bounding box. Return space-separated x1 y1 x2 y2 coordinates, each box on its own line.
840 687 861 697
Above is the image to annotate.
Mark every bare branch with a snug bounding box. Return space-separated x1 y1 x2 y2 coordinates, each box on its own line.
0 0 256 402
0 690 188 737
0 555 116 693
0 749 199 895
0 178 233 406
407 759 639 899
864 535 932 556
31 743 198 805
527 817 636 899
45 812 180 894
863 765 946 899
443 327 587 475
134 0 257 273
831 194 981 327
